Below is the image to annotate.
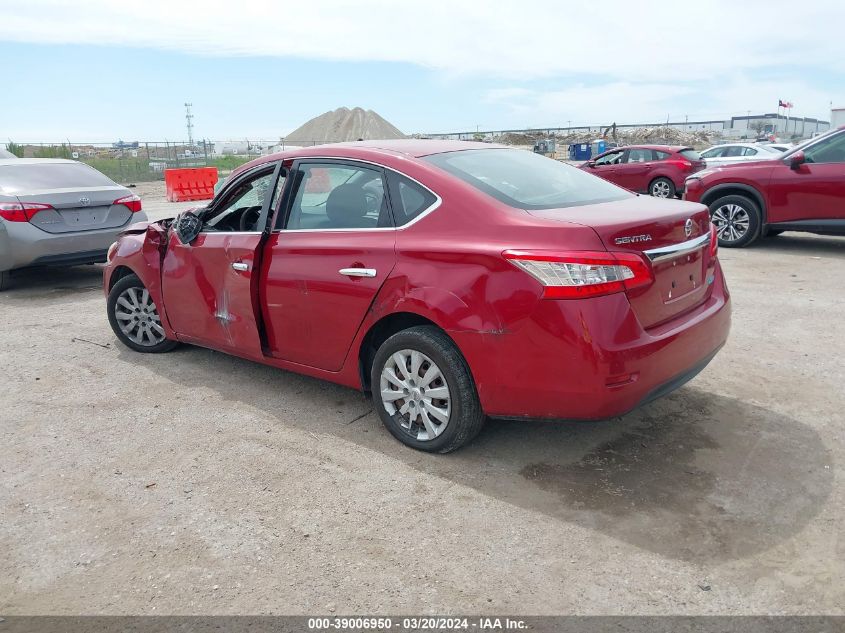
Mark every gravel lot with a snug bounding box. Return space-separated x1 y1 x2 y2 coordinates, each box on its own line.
1 183 844 614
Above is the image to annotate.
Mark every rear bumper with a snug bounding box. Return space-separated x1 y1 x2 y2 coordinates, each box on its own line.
454 261 731 420
0 212 147 272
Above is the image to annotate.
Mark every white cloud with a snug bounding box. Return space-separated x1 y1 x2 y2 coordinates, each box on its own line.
1 0 843 81
482 76 837 128
484 82 698 127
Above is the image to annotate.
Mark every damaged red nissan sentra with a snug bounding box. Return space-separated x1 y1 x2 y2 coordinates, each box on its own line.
103 140 730 452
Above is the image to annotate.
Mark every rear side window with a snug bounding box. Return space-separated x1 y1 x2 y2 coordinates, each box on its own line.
653 150 670 160
679 149 701 161
387 173 437 226
0 162 115 194
285 162 389 230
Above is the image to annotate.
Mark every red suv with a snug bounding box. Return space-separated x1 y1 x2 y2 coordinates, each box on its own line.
581 145 705 198
684 127 845 247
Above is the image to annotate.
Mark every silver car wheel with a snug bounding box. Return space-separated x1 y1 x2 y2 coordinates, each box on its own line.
114 287 166 347
380 349 451 442
712 204 750 242
651 180 672 198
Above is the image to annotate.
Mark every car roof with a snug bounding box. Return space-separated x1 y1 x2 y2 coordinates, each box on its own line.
298 139 504 157
623 144 689 151
0 158 80 166
229 139 510 179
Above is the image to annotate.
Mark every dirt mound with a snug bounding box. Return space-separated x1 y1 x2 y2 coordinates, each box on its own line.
285 107 405 144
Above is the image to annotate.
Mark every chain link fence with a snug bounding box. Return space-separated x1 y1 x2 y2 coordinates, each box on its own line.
4 140 324 184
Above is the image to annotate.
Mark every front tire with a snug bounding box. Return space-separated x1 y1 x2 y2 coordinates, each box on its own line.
371 326 485 453
649 177 676 198
107 274 178 353
709 194 761 247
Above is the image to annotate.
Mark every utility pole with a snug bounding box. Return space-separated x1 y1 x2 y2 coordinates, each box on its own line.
185 103 195 147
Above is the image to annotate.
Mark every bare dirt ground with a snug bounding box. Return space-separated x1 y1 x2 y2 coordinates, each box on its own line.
1 184 844 614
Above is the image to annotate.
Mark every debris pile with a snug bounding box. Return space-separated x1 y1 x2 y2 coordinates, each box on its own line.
491 126 715 148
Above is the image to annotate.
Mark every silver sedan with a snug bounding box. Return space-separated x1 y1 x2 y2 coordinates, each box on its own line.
0 159 148 290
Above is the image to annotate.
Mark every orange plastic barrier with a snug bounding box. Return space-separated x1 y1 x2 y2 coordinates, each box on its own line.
164 167 218 202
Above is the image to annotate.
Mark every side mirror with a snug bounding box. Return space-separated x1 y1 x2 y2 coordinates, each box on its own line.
788 150 806 170
173 211 202 244
586 161 596 168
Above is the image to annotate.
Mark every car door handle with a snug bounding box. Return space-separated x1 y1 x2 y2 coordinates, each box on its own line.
339 267 377 278
232 262 249 271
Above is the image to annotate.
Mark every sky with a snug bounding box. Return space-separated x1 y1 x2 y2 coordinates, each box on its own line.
1 0 843 142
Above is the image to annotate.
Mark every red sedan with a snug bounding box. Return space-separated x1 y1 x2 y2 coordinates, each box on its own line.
104 140 730 452
582 145 705 198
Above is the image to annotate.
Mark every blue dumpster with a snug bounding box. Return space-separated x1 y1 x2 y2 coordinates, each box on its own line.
569 143 591 160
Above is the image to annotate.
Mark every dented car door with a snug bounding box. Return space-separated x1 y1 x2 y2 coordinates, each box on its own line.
160 162 284 355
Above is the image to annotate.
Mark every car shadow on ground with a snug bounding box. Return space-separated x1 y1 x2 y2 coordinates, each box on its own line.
749 233 845 258
123 342 833 566
2 264 104 298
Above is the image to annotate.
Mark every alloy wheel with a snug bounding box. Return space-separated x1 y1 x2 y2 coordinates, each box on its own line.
712 204 750 242
380 349 451 441
651 180 672 198
114 286 166 347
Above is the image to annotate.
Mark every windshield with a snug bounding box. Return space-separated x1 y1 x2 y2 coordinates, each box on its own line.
423 149 631 210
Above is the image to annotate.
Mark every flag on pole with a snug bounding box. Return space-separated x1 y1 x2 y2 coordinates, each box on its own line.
779 100 793 109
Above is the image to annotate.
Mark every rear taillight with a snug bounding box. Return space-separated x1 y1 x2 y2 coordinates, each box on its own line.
113 194 142 213
709 223 718 258
667 159 693 171
503 250 654 299
0 202 53 222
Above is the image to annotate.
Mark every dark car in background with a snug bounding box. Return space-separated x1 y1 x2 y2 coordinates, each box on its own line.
684 126 845 247
0 159 145 290
581 145 705 198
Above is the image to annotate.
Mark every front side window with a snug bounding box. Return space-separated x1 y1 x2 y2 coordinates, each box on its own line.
202 168 279 232
595 150 624 166
424 149 630 210
804 132 845 164
285 163 388 230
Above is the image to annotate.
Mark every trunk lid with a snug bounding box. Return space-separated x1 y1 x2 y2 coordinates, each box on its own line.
16 186 132 234
528 196 714 328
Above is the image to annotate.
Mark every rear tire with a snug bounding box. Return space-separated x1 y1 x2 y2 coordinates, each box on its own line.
709 194 761 247
107 274 178 353
0 270 10 292
649 177 676 198
371 326 485 453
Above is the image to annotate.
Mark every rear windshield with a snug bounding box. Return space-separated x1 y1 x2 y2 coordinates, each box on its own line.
679 149 701 161
423 149 630 210
0 162 115 194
